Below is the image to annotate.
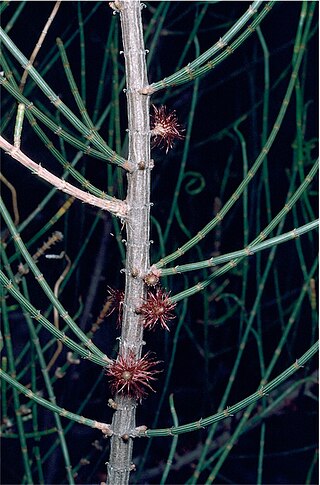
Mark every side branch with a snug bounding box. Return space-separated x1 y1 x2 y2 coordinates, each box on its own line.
0 367 113 434
138 341 318 437
0 136 128 219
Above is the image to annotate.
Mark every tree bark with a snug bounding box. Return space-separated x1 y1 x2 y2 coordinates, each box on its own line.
106 1 151 484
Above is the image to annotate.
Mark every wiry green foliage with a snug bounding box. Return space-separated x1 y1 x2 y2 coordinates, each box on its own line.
0 2 318 484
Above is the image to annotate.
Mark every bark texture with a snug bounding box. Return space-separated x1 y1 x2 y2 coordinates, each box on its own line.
107 1 151 484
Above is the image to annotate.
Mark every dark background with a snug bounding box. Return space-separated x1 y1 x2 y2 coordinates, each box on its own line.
1 2 318 484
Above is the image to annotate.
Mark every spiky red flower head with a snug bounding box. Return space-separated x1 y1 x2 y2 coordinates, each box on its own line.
151 105 184 153
138 288 176 331
106 351 161 401
106 286 124 327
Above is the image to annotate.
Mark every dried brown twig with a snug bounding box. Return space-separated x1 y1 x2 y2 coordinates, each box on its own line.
0 136 128 219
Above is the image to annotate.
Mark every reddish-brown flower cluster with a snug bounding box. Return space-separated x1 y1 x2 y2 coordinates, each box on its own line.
138 288 176 331
105 286 124 327
106 351 161 401
151 105 184 153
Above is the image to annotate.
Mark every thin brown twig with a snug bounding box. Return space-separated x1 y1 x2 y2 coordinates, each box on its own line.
19 1 62 93
2 2 62 134
0 136 128 219
0 173 19 226
47 253 71 372
16 231 64 282
86 299 113 341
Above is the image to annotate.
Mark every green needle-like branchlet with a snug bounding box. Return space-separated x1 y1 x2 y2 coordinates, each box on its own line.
0 27 132 171
140 341 318 437
145 1 274 93
0 367 112 433
0 197 112 364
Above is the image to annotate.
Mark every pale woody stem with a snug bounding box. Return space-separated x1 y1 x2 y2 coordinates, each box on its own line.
0 135 127 219
106 1 152 484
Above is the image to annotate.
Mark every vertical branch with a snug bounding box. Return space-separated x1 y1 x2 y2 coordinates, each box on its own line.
19 1 61 93
107 1 151 484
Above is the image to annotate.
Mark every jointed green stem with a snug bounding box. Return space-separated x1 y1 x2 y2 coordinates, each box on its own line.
0 27 130 170
160 394 179 485
146 1 274 93
0 74 130 170
1 291 33 482
0 271 109 367
170 159 318 303
163 38 200 245
140 341 318 437
20 278 74 484
2 1 25 31
1 202 111 364
56 37 93 129
155 15 315 269
159 219 318 277
0 368 112 432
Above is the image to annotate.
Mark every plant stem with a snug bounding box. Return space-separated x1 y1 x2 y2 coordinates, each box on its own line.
106 2 151 484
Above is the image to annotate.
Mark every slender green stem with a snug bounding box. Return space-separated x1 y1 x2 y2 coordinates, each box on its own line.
305 449 319 484
184 376 315 483
159 219 318 277
0 73 130 170
163 37 200 244
77 3 86 105
2 292 33 482
1 428 57 439
145 2 274 93
138 341 318 437
204 266 318 483
40 370 105 467
3 1 26 32
257 423 266 485
56 37 93 129
0 270 108 367
160 394 179 484
0 198 111 363
155 16 315 269
1 357 8 421
93 17 115 123
146 3 170 68
21 278 74 484
0 368 112 433
171 159 318 303
0 27 130 170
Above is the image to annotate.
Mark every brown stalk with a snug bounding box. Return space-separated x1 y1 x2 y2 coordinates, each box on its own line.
19 2 62 93
0 136 128 219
